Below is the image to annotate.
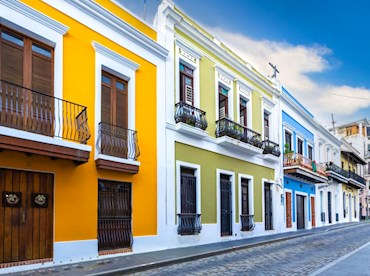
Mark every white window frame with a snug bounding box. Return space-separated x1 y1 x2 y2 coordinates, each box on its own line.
263 109 271 141
295 191 308 229
261 179 276 230
238 173 254 217
93 41 139 164
262 97 274 141
175 40 201 108
236 81 252 128
296 134 305 156
307 142 314 160
284 127 294 152
215 66 234 121
216 169 236 235
176 161 201 218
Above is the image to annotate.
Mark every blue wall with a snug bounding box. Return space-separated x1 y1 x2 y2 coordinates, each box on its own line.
284 176 316 222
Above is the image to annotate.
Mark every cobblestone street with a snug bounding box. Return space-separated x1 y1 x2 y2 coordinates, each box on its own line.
131 223 370 276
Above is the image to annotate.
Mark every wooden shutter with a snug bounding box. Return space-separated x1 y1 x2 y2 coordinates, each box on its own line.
101 84 111 124
115 80 128 129
185 84 193 105
31 47 52 95
0 32 24 86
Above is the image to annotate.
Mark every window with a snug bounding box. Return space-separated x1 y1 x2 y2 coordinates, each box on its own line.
241 178 249 215
219 85 229 119
180 63 194 106
308 145 313 160
239 97 248 126
297 138 303 155
264 112 270 140
1 26 53 94
285 131 292 151
178 167 201 235
101 71 128 128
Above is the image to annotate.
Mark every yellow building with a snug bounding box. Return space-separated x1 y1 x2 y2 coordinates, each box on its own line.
0 0 167 270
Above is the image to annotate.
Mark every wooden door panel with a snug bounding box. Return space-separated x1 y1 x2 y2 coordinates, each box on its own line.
311 197 316 227
0 168 53 264
286 192 292 228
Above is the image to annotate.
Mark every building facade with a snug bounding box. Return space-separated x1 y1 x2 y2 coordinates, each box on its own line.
0 0 167 272
157 0 283 248
281 88 327 231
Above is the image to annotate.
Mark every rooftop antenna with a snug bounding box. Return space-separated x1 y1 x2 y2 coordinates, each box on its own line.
269 62 280 79
331 113 336 134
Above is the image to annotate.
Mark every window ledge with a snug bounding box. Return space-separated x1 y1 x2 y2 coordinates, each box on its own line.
216 136 263 155
95 154 140 174
175 122 208 138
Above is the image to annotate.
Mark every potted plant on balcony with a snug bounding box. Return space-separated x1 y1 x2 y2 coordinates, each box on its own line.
250 135 262 148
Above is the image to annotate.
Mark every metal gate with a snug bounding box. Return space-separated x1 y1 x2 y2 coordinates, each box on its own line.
0 168 54 264
264 183 273 230
98 180 132 251
220 175 232 236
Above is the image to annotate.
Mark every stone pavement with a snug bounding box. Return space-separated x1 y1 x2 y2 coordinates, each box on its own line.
8 222 362 276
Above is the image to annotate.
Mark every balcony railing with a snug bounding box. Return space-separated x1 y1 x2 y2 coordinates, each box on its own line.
262 140 281 157
284 152 327 176
348 170 366 185
97 122 140 160
240 214 255 231
325 162 349 179
215 117 262 148
177 213 202 235
174 102 208 130
0 79 90 143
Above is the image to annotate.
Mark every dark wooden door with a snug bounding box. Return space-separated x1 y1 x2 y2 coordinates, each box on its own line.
311 197 316 227
98 180 132 251
328 192 332 224
286 192 292 228
264 183 273 230
0 168 54 264
220 175 232 236
296 195 305 229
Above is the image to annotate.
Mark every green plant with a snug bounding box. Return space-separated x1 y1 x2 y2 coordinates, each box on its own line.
284 143 293 154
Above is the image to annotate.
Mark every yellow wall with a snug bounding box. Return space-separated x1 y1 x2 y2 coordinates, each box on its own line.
3 0 159 242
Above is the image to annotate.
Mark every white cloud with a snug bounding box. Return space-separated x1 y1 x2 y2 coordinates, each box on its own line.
207 27 370 123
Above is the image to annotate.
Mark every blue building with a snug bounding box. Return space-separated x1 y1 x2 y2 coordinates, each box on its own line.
281 88 328 230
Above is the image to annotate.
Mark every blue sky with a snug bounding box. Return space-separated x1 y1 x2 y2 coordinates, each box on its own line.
117 0 370 126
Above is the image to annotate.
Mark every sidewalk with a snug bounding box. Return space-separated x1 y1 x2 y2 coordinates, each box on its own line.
311 240 370 276
11 222 360 276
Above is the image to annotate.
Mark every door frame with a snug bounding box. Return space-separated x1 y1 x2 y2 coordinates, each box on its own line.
295 191 308 230
262 180 275 231
216 169 235 237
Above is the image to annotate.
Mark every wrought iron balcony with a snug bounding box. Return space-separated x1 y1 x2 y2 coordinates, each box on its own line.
284 152 327 176
325 162 349 179
240 214 255 231
97 122 140 160
348 170 366 185
215 117 262 148
0 79 90 143
262 140 281 157
174 102 208 130
177 213 202 235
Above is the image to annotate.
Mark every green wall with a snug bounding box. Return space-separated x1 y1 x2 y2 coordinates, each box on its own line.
175 142 274 224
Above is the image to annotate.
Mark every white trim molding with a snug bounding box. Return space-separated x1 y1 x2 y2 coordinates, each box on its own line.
0 0 68 35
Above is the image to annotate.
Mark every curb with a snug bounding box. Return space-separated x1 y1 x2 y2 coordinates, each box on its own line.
89 223 360 276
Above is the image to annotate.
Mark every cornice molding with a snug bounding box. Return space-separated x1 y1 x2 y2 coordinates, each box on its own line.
0 0 69 35
92 41 140 71
164 7 280 97
175 38 202 60
45 0 168 61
